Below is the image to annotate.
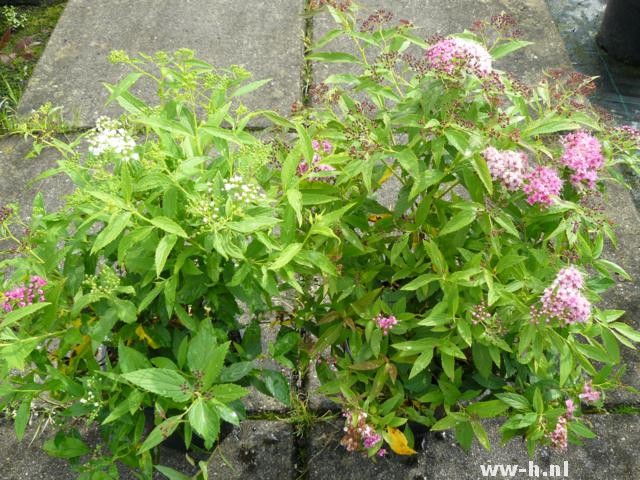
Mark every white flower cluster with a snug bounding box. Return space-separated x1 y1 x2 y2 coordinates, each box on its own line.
87 116 139 162
223 175 265 204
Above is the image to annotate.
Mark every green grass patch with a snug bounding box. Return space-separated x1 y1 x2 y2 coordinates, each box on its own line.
0 2 66 129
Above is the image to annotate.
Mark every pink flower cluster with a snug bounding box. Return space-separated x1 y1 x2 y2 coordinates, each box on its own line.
550 415 568 450
375 314 398 335
578 380 600 403
539 266 591 325
483 147 528 191
298 139 336 176
2 276 47 312
560 131 603 189
340 410 382 452
425 37 492 76
522 166 563 207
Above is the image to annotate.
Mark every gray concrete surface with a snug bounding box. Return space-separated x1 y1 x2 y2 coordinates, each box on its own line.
307 415 640 480
207 420 295 479
18 0 304 128
311 0 570 86
0 136 75 218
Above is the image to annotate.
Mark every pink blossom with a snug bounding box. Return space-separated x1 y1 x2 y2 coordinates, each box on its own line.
522 166 563 206
560 131 604 190
579 380 600 403
2 276 48 312
565 399 576 419
483 147 529 191
340 410 382 452
539 266 591 324
425 37 492 76
375 314 398 335
550 416 568 450
298 138 335 178
377 448 388 457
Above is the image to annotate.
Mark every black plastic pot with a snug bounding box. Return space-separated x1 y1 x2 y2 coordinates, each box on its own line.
596 0 640 65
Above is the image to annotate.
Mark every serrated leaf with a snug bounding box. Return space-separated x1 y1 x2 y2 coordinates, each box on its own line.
1 302 50 329
92 212 132 254
269 243 302 270
228 216 280 233
155 234 177 277
150 216 188 238
490 40 534 60
139 416 181 453
409 349 434 379
401 273 439 291
188 398 220 444
122 369 192 402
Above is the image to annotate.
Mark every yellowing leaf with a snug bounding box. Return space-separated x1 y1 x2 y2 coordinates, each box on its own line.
386 427 417 455
135 325 160 349
378 167 393 186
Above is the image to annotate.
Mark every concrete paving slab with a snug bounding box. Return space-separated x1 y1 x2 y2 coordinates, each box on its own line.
311 0 570 86
0 136 75 218
207 420 295 479
18 0 305 128
0 418 205 480
308 415 640 480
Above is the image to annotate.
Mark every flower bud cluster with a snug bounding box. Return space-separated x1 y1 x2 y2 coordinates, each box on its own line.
340 410 382 452
298 139 336 178
374 313 398 335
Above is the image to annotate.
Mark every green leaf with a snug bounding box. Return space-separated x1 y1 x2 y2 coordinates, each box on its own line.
0 302 50 329
471 420 491 450
490 40 534 60
439 210 476 236
611 322 640 343
107 72 143 103
188 398 220 444
495 214 519 238
286 189 303 225
569 421 596 439
210 399 241 426
92 212 132 254
150 216 188 238
232 78 272 98
559 343 572 387
496 393 531 411
14 398 31 441
440 352 455 381
261 369 291 406
155 234 177 277
409 349 434 379
119 342 152 373
219 361 254 383
269 243 303 270
155 465 192 480
203 342 230 390
43 434 90 459
431 415 459 431
471 155 493 194
306 52 361 63
122 369 192 402
401 273 439 291
467 400 509 419
228 216 280 233
139 416 181 453
211 383 249 403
